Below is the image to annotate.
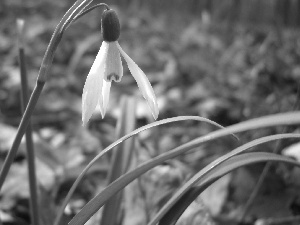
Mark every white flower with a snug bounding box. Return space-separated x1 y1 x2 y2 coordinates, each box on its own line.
82 41 159 126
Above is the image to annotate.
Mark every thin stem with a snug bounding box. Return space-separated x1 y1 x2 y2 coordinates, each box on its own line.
37 0 93 82
17 19 40 225
71 3 110 23
239 84 300 221
0 0 93 191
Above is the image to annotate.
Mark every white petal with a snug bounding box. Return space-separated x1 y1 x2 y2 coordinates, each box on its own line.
104 42 123 82
117 42 159 120
100 80 112 118
82 41 109 126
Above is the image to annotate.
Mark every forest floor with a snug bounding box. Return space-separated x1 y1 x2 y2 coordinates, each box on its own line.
1 1 300 225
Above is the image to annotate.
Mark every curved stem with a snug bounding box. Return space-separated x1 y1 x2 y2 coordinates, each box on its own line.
65 3 110 30
0 0 94 191
73 3 110 21
37 0 93 82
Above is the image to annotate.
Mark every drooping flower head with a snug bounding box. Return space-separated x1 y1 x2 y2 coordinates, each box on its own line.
82 7 159 126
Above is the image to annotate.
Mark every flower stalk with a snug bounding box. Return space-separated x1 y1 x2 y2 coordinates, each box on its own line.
71 3 110 24
0 0 94 191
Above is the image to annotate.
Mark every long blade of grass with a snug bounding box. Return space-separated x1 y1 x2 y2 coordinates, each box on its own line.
68 112 300 225
120 98 138 173
240 85 300 222
100 96 136 225
149 133 300 225
158 152 300 225
17 19 40 225
54 116 224 225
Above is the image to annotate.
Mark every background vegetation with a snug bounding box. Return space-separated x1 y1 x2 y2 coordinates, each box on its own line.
1 0 300 224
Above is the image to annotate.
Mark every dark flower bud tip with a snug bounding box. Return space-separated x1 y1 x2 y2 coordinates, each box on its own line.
101 9 120 42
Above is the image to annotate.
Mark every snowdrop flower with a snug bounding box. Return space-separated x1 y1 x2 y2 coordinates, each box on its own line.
82 8 159 126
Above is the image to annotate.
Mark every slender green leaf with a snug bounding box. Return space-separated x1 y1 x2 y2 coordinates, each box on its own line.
17 18 40 225
69 112 300 225
158 152 300 225
55 116 221 225
149 133 300 225
101 97 136 225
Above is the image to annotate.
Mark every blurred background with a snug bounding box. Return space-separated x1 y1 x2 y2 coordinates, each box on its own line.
1 0 300 224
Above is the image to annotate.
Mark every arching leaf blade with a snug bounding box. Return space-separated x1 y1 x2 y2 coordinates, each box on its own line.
158 152 300 225
149 133 300 225
69 112 300 225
